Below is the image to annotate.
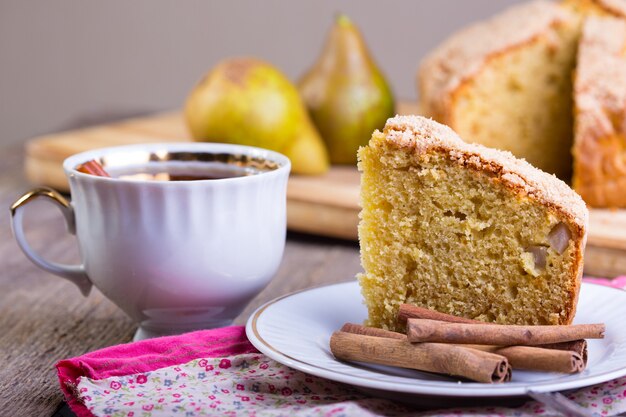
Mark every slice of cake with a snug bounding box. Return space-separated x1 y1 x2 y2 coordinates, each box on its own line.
418 1 580 180
572 16 626 207
358 116 588 332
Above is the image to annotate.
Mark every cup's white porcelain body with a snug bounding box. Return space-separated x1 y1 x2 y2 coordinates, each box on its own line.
11 143 290 339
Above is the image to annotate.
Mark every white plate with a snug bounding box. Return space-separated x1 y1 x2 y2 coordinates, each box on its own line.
246 281 626 398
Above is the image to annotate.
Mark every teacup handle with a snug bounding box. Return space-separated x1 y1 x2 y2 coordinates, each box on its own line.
10 187 92 296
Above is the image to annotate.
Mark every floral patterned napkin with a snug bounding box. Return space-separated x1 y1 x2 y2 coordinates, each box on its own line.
57 277 626 417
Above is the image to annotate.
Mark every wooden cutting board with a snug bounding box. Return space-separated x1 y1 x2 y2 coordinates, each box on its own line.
24 102 626 277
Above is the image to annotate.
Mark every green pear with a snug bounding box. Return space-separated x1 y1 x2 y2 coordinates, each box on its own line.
299 14 395 165
185 58 329 175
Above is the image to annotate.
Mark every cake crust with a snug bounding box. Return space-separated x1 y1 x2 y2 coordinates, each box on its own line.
573 16 626 207
384 116 588 231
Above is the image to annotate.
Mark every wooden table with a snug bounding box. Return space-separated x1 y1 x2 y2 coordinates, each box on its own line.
0 142 361 416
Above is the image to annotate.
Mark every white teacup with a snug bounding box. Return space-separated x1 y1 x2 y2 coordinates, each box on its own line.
11 143 290 340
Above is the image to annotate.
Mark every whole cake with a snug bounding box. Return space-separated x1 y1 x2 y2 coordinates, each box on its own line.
418 1 580 180
358 116 588 332
572 16 626 207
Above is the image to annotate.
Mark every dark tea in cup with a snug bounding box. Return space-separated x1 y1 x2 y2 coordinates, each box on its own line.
78 151 279 182
108 164 254 182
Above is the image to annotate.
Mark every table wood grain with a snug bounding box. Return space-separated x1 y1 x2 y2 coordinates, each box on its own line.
0 142 361 416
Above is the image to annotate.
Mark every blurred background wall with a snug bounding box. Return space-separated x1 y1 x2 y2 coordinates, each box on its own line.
0 0 526 146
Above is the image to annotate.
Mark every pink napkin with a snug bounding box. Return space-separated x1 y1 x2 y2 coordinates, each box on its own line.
57 326 258 417
57 277 626 417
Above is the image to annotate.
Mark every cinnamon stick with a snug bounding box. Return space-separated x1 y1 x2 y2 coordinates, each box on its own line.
340 323 405 340
330 331 511 383
397 305 588 358
341 323 586 373
398 304 479 324
407 318 605 345
539 340 588 363
76 160 110 177
467 345 585 373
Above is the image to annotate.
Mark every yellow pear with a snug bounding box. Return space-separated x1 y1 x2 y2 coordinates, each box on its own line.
299 14 395 164
185 58 329 175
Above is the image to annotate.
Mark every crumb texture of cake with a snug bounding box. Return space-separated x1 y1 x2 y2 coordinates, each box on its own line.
573 16 626 207
418 1 579 179
358 116 588 332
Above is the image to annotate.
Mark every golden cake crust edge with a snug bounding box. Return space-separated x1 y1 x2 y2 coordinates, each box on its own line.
573 15 626 207
381 115 588 324
383 116 588 229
